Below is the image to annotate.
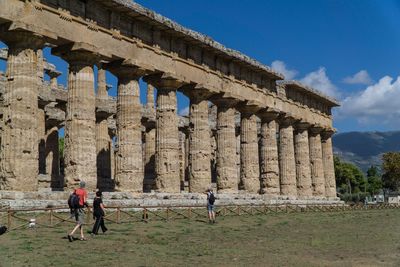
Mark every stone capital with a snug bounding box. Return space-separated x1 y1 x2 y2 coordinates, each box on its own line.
278 113 299 127
210 92 242 108
258 108 280 122
295 121 312 132
52 42 109 65
309 124 324 135
106 59 152 79
236 100 264 115
180 83 214 101
0 24 47 49
144 73 187 90
321 128 336 139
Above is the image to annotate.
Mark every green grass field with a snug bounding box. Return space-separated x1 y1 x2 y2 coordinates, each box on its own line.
1 209 400 267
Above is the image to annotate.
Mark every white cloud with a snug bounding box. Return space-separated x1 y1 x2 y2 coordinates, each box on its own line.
343 70 373 85
339 76 400 127
300 67 338 98
271 60 298 80
178 106 189 116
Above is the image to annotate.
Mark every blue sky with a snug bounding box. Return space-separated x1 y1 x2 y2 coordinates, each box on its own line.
1 0 399 133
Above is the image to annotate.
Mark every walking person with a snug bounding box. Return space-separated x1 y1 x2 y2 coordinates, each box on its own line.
91 191 108 235
67 181 89 242
206 188 216 224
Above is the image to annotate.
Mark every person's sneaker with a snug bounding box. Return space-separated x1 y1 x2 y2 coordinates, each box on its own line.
67 235 73 242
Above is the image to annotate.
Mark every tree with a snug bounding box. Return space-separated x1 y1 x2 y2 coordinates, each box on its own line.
334 156 366 194
366 165 382 195
382 152 400 191
59 137 64 158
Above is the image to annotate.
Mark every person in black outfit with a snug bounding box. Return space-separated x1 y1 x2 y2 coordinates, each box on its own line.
91 191 108 235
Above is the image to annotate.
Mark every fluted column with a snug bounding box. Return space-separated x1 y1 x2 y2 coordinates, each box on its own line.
145 74 185 193
144 127 156 186
258 110 280 195
322 129 337 198
96 66 113 190
45 125 61 189
107 64 145 193
147 84 155 109
38 108 46 176
278 115 297 197
0 33 45 191
238 105 260 193
309 125 325 196
214 99 239 193
186 91 212 193
294 122 312 198
96 119 112 190
52 46 99 190
49 73 60 90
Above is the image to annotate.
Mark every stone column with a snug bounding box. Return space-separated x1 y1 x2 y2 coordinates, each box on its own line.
178 130 186 190
0 33 44 191
309 125 325 196
322 129 337 198
96 119 112 190
107 65 145 193
144 125 156 190
214 99 239 193
238 104 260 193
258 110 280 195
49 72 61 90
45 125 61 189
146 75 185 193
38 108 46 176
53 45 99 190
186 91 212 193
294 122 312 198
96 66 112 190
278 115 298 198
147 84 155 109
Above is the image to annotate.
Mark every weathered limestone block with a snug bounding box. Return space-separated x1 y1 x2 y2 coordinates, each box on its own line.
259 110 280 195
0 33 45 191
294 122 312 198
239 113 260 193
109 67 143 193
215 100 238 193
278 115 298 197
322 129 337 198
188 95 211 193
52 47 98 190
309 126 325 196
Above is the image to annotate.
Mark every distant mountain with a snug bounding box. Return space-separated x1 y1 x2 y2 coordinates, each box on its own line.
332 131 400 172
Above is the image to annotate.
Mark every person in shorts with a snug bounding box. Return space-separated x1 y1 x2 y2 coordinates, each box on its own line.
206 188 216 224
68 181 89 241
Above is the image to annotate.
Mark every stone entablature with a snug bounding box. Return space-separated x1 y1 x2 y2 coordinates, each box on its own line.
0 0 340 201
0 0 332 128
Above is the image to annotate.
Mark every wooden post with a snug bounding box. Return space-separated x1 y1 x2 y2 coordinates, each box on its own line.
188 207 192 219
117 207 121 224
7 209 12 229
50 209 54 227
166 208 170 220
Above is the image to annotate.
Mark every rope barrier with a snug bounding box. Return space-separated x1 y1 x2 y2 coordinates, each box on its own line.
1 203 399 233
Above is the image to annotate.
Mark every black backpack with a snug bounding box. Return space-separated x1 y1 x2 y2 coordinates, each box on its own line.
208 192 215 205
68 191 81 211
0 225 7 235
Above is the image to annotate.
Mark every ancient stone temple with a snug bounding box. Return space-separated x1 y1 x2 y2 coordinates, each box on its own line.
0 0 340 206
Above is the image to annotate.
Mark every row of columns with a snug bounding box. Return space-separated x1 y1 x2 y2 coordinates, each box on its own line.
0 34 336 199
